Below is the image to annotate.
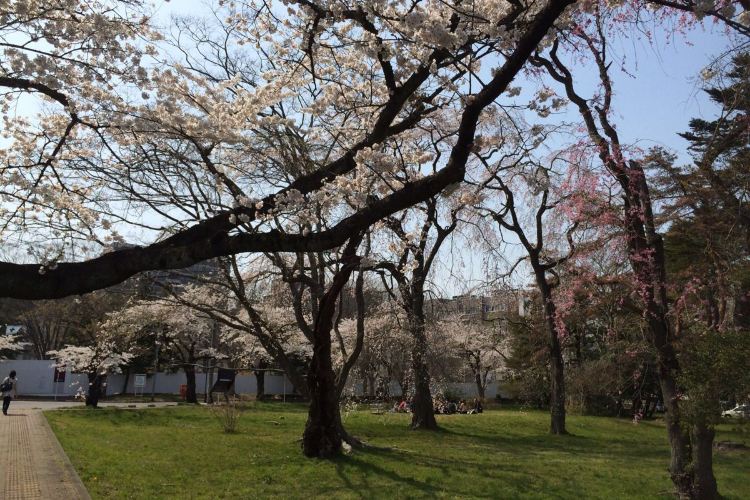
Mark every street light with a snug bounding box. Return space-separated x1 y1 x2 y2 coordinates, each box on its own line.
151 338 161 402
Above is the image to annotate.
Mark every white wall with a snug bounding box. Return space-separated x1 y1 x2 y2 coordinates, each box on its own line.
0 360 298 398
0 360 507 399
110 372 297 396
0 360 89 397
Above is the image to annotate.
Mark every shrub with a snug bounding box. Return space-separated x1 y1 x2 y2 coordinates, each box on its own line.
211 397 242 433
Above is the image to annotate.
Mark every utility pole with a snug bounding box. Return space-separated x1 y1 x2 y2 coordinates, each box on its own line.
151 336 161 402
206 320 219 403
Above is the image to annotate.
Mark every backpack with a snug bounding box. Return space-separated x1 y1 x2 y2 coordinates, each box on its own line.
0 378 12 392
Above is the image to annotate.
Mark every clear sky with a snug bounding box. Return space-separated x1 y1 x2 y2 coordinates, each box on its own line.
585 23 732 162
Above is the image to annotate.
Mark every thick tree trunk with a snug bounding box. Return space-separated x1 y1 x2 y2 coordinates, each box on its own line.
535 276 567 435
474 371 486 401
691 422 718 500
410 356 437 430
120 366 129 395
86 373 103 408
184 365 197 404
646 304 692 497
630 188 703 497
409 289 437 430
302 306 343 457
302 236 361 458
255 369 266 400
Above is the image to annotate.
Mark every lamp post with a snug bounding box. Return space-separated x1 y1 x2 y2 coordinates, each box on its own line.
151 338 161 402
203 355 210 403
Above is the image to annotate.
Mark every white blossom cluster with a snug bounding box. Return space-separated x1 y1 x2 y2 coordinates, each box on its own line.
47 344 133 376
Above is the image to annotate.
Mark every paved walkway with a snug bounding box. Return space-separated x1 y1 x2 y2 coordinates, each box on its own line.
0 401 178 499
11 400 179 411
0 409 90 499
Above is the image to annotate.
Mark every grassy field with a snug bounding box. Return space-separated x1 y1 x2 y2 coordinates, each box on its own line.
46 403 749 499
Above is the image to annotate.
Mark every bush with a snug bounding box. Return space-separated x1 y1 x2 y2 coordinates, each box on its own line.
211 397 242 433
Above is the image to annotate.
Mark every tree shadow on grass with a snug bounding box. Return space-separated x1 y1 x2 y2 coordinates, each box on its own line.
437 426 669 462
332 452 455 497
331 445 569 498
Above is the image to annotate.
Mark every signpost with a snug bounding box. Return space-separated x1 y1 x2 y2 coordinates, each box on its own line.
53 367 65 401
134 374 147 397
210 368 236 395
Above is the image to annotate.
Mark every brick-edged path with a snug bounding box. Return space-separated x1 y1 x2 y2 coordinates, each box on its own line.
0 410 90 499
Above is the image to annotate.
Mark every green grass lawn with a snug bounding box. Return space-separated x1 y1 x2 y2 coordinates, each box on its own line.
46 403 750 499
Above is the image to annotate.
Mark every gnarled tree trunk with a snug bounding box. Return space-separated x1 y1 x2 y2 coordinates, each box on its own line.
303 324 342 457
302 236 361 458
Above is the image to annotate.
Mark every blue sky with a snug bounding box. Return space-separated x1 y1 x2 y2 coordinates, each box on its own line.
591 24 731 162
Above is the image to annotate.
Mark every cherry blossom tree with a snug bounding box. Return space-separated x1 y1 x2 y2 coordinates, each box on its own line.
372 194 463 429
162 250 377 456
529 4 749 495
350 303 413 398
470 116 612 433
1 0 580 458
0 334 26 358
435 314 507 401
11 289 129 360
11 0 746 462
105 294 224 403
48 341 133 407
0 0 575 303
159 258 313 397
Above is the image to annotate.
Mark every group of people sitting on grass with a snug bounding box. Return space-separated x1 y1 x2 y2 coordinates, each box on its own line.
392 397 483 415
435 397 483 415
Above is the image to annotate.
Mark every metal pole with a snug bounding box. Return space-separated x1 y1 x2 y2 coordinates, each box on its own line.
204 357 209 403
283 376 286 404
151 340 160 402
207 358 215 404
208 321 218 403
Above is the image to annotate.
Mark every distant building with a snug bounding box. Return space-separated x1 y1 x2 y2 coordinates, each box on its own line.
426 289 533 323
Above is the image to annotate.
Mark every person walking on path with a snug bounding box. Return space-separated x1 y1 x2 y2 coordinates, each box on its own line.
2 370 17 415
